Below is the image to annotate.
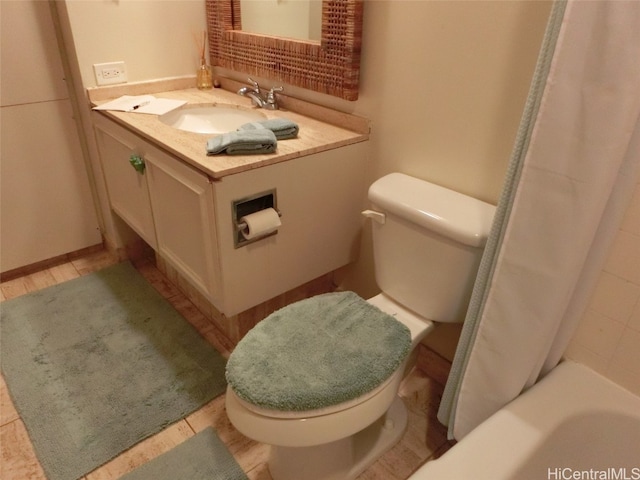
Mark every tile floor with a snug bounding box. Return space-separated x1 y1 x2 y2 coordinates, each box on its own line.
0 250 454 480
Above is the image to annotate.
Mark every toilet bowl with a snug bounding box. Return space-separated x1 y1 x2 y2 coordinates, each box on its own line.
226 292 433 480
225 173 496 480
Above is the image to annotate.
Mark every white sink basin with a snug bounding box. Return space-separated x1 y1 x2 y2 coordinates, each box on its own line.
159 104 266 134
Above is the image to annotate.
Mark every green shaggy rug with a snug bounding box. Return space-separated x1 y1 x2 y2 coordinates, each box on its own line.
120 427 248 480
0 262 227 480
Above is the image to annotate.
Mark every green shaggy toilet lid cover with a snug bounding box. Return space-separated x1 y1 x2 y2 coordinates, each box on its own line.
225 291 412 412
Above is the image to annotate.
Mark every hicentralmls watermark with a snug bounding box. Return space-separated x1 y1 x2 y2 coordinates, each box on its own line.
548 468 640 480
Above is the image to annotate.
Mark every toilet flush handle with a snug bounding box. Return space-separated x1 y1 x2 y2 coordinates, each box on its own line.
361 209 386 225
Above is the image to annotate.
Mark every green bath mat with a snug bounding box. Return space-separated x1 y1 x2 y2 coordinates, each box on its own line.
0 262 227 480
120 427 248 480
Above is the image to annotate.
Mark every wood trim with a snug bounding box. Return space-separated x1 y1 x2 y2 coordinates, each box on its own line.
0 243 105 282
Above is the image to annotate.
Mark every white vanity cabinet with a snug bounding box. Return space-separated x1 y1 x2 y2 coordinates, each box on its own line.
93 112 368 318
94 114 221 305
211 146 368 315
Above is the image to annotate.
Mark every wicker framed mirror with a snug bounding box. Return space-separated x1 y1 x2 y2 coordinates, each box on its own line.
205 0 363 101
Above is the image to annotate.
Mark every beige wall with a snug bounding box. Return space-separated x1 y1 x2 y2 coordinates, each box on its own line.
357 1 551 203
64 0 207 88
565 180 640 395
1 0 101 273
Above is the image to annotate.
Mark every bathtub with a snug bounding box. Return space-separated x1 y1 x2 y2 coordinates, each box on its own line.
410 360 640 480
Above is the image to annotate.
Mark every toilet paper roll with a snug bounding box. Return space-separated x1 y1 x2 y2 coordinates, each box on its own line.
240 208 282 240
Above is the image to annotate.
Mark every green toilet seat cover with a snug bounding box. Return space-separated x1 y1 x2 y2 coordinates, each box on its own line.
225 291 412 412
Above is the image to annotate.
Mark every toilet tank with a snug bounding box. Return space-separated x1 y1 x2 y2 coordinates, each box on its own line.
367 173 496 323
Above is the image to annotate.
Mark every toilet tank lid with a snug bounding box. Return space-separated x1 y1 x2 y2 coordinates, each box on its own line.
368 173 496 248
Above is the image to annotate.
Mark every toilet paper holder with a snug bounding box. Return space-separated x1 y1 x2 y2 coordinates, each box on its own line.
232 189 282 248
234 210 282 233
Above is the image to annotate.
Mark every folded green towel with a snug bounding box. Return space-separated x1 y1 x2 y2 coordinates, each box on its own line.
206 130 277 155
238 118 299 139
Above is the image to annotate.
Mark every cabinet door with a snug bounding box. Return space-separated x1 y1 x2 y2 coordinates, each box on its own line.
94 118 157 249
145 151 221 304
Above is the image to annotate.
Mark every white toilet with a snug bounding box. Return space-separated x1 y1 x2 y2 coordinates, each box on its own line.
225 173 496 480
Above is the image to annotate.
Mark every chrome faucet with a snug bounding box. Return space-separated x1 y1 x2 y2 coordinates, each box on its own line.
237 78 283 110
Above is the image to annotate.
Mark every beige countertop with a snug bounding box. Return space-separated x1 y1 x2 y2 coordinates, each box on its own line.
89 78 370 179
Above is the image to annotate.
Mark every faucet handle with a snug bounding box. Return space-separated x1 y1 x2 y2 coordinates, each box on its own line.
247 77 260 93
265 86 283 110
267 86 283 102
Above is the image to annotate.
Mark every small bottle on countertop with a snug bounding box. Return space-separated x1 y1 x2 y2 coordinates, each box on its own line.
197 59 213 90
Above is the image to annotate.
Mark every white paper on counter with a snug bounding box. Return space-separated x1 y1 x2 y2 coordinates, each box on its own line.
92 95 186 115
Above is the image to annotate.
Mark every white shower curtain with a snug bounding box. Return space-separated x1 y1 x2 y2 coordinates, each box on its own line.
439 0 640 440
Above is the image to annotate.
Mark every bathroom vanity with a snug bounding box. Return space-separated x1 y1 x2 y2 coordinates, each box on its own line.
91 80 369 325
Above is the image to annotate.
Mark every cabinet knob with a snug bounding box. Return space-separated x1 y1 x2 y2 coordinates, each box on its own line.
129 154 145 174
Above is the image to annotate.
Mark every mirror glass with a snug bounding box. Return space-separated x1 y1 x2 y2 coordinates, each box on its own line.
206 0 363 100
239 0 322 42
